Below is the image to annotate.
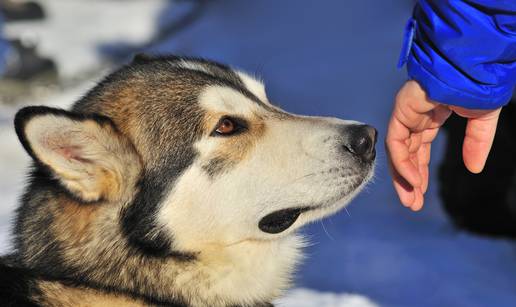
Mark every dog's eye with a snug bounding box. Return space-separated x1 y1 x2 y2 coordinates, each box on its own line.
211 116 246 137
216 118 235 134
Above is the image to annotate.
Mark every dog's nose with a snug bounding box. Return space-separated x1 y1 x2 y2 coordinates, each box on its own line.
343 125 377 162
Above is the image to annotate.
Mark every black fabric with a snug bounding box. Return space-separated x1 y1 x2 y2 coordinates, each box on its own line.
439 99 516 238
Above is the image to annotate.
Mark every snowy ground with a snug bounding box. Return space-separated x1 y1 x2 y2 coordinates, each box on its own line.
1 1 515 307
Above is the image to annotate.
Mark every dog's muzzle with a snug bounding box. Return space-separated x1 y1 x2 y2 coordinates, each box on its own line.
259 124 377 235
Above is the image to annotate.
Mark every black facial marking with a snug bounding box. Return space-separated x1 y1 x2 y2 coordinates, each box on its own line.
258 208 309 234
121 174 196 260
70 55 211 257
202 157 234 178
201 59 247 89
121 176 176 257
119 123 204 258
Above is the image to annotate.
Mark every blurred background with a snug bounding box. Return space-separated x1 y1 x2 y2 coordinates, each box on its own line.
0 1 515 306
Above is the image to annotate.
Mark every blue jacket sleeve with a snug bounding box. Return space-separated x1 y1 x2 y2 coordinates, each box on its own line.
400 0 516 109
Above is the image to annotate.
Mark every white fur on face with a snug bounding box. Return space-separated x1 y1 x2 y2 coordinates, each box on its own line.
156 72 374 304
236 71 269 103
158 80 374 245
198 85 261 117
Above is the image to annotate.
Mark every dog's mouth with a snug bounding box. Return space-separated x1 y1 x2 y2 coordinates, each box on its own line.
258 166 376 234
258 207 310 234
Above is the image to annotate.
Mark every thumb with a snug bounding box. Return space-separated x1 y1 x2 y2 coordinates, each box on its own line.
462 109 501 173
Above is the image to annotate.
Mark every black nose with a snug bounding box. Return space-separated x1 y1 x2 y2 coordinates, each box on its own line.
343 125 377 161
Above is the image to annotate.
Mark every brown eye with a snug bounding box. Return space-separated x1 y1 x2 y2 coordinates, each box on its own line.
211 116 247 137
216 118 235 134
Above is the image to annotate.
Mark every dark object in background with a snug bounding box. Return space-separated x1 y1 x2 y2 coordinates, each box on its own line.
100 0 208 62
2 39 56 81
0 39 57 104
0 0 45 22
439 98 516 238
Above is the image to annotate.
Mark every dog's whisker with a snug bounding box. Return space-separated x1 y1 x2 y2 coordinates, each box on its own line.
320 220 335 241
344 207 352 217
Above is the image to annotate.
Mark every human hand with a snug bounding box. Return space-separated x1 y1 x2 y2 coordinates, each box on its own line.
386 81 501 211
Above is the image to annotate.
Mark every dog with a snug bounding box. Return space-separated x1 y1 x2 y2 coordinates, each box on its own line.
0 55 377 307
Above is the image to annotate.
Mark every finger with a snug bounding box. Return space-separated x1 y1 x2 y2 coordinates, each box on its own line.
429 104 452 129
409 187 424 211
408 133 422 154
417 143 431 194
389 155 426 210
462 112 500 173
390 164 416 207
419 164 429 195
399 81 440 114
409 147 426 210
386 118 422 188
407 142 426 211
421 127 439 144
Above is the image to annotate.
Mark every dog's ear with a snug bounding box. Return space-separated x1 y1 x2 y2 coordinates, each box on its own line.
14 106 142 203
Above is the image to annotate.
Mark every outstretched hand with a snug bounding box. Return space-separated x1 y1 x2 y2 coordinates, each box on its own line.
386 81 501 211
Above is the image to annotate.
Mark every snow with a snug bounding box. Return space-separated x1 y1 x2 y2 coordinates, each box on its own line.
277 289 378 307
0 120 27 251
0 82 88 251
1 1 515 306
3 0 168 78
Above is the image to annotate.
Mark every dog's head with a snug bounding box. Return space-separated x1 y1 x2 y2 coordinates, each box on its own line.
15 55 376 256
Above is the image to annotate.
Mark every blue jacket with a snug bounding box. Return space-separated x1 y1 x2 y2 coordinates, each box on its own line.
399 0 516 109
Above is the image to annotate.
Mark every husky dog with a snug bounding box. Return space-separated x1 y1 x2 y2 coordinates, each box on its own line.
0 55 377 307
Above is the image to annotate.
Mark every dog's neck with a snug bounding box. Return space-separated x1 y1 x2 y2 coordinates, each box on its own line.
181 235 304 306
15 189 303 306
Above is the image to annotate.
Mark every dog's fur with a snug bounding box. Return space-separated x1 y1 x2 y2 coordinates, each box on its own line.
1 55 376 307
